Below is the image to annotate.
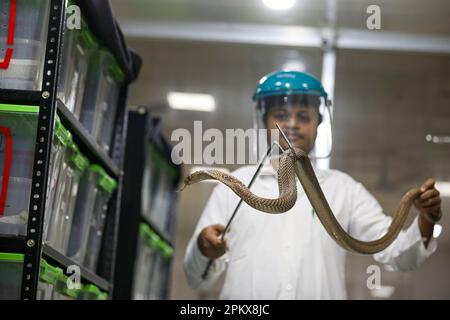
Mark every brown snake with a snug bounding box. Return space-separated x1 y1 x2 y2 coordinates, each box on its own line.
180 147 422 254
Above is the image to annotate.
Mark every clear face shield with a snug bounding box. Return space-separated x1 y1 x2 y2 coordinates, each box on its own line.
253 94 333 162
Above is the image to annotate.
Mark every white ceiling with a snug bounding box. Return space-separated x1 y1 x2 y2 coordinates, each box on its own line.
111 0 450 35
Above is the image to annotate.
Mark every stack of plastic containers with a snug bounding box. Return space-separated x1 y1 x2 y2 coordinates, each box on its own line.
68 164 116 270
77 284 108 300
132 223 160 300
46 141 89 254
0 0 50 90
144 151 176 233
44 116 72 237
0 253 23 299
80 50 125 153
148 239 173 300
151 163 177 233
0 253 63 300
83 165 117 271
37 259 63 300
141 143 158 225
0 104 39 236
52 272 81 300
57 16 98 117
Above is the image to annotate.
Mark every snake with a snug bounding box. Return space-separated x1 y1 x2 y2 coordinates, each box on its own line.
180 147 422 254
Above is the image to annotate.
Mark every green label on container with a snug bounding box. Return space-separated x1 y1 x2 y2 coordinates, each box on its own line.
91 164 117 193
139 223 160 250
40 259 63 285
80 28 98 49
108 63 125 82
158 240 174 259
82 284 101 299
0 104 39 113
97 292 109 300
0 252 24 262
67 142 89 171
54 116 72 146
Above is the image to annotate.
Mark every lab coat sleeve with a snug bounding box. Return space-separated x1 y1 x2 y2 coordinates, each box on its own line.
347 179 437 272
183 183 231 290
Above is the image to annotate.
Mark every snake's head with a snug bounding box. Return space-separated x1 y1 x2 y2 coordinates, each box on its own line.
286 147 308 160
176 175 193 192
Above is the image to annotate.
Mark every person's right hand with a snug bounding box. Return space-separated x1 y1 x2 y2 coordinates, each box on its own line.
197 224 227 259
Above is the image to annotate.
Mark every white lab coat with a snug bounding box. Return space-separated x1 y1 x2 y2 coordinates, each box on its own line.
184 162 437 299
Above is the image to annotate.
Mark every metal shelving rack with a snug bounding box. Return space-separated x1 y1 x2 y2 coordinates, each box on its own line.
113 107 180 300
0 0 128 299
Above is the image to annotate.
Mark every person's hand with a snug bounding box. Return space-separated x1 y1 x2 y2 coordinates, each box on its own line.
415 178 442 224
197 224 227 259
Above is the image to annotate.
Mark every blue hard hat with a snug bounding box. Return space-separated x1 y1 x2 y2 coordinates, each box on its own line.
253 70 330 105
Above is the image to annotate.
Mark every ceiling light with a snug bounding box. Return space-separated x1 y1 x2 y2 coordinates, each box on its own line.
282 59 306 71
262 0 296 11
167 92 216 112
425 134 450 144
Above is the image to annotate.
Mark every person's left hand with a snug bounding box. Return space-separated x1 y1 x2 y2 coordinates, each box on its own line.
414 178 442 223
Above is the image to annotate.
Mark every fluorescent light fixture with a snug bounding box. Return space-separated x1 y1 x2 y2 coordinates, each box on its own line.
190 166 230 183
425 134 450 144
262 0 296 11
433 224 442 238
167 92 216 112
370 285 395 299
435 181 450 197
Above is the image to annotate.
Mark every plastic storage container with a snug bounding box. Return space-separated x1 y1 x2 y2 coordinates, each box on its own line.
57 20 98 116
83 165 117 272
44 116 72 238
150 165 171 232
52 273 81 300
77 284 108 300
0 0 50 90
0 252 23 299
0 104 39 236
45 142 89 254
0 253 62 300
141 144 156 222
37 259 63 300
148 240 173 300
80 50 125 153
66 168 96 264
132 224 160 300
148 158 177 233
162 166 177 233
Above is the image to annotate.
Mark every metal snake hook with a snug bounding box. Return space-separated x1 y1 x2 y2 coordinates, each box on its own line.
201 140 284 280
275 122 297 158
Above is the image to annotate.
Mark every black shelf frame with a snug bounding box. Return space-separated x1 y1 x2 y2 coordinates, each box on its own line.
0 0 128 299
18 0 66 300
0 235 26 253
0 89 41 106
42 245 109 292
0 235 109 291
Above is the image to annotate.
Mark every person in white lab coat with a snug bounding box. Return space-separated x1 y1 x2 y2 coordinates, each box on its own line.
183 71 442 299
